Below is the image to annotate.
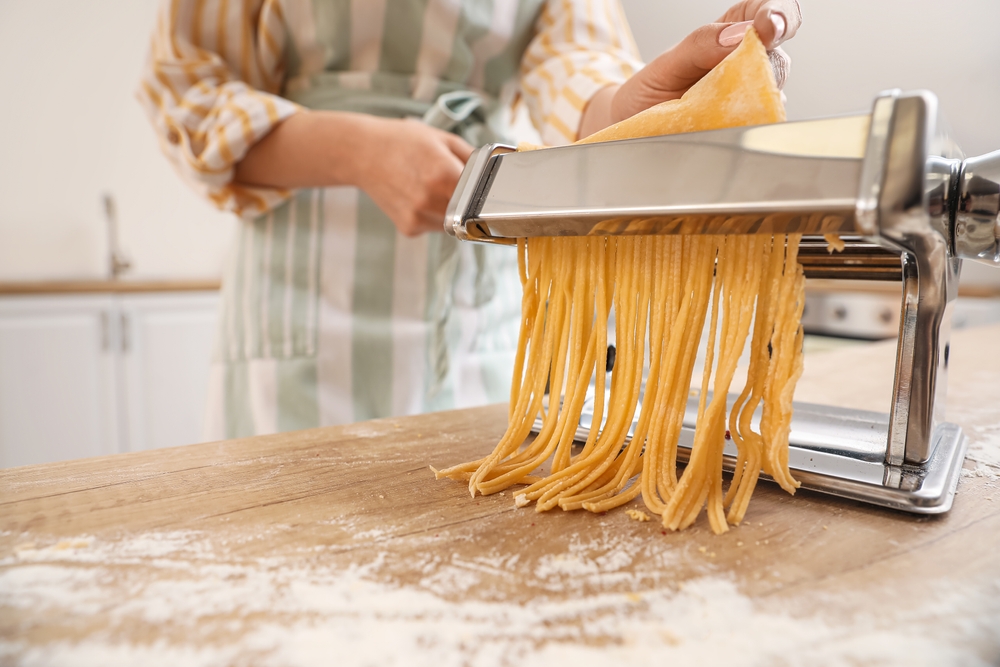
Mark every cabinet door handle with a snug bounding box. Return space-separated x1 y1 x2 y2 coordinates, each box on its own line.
120 312 129 353
100 311 110 352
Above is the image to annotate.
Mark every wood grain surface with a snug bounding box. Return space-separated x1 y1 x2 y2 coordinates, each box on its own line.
1 325 999 666
0 279 220 295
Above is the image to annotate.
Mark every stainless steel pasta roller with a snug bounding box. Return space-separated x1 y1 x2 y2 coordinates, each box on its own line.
445 89 1000 515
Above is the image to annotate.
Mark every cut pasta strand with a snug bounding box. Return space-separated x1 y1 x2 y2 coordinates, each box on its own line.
436 233 806 534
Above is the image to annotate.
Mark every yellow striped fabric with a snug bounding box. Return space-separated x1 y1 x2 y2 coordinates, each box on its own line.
137 0 301 217
137 0 643 216
519 0 642 145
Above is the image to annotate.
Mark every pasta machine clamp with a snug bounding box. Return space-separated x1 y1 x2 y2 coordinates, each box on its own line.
445 90 1000 514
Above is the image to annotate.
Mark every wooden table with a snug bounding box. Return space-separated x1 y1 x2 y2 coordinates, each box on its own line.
0 279 220 295
2 325 999 666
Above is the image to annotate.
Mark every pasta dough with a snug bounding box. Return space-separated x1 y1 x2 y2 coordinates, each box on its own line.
579 27 785 143
436 28 805 534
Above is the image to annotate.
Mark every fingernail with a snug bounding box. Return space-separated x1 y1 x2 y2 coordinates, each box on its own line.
770 12 787 46
719 20 753 47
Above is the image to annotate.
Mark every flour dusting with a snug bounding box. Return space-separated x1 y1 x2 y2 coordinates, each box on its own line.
950 369 1000 484
2 528 998 667
965 420 1000 481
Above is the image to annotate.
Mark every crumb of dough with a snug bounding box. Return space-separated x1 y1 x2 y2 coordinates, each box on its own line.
625 508 651 522
824 233 846 253
662 630 681 646
514 493 530 508
698 546 707 554
54 540 89 550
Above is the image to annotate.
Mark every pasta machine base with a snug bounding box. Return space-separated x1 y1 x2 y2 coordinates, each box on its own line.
534 396 969 514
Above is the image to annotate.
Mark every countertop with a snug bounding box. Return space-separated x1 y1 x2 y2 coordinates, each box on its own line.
0 279 220 295
3 278 996 298
1 325 999 666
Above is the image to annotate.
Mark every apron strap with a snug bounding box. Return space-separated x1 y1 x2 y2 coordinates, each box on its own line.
421 90 486 132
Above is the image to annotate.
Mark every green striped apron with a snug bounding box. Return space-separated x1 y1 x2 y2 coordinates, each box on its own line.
205 0 546 438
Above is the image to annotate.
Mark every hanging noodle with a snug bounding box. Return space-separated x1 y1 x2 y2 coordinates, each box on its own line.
435 29 806 534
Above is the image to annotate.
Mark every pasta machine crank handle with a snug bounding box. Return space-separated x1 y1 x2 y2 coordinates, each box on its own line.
954 149 1000 266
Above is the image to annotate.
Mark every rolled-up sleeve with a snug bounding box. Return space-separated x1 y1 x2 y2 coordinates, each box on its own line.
137 0 301 217
519 0 644 146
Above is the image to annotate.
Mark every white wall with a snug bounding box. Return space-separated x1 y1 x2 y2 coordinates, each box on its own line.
622 0 1000 286
0 1 998 283
623 0 1000 155
0 0 234 281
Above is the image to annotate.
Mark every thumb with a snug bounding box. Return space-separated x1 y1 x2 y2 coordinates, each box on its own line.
648 21 753 92
615 21 748 119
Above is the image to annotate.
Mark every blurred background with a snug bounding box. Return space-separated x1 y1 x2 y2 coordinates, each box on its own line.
1 0 998 467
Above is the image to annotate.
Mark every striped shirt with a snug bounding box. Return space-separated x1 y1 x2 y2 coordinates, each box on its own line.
137 0 644 217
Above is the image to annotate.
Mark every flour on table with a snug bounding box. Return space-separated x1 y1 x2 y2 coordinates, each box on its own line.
533 532 649 585
351 528 389 541
951 370 1000 483
2 529 999 667
965 421 1000 481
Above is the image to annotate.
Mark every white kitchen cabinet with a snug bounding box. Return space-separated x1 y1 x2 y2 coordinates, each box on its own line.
0 290 220 468
119 293 219 453
0 296 120 467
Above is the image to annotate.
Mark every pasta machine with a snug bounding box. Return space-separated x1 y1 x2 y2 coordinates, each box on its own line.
445 90 1000 515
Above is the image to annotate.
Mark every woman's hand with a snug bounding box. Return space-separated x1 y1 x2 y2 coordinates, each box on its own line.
235 111 474 237
355 118 474 237
579 0 801 137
